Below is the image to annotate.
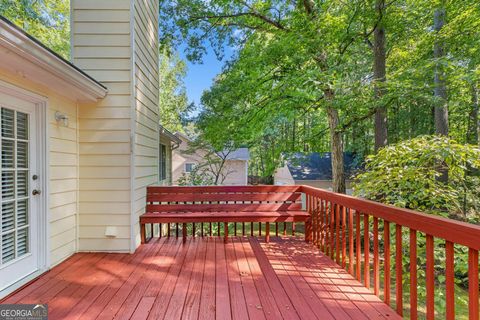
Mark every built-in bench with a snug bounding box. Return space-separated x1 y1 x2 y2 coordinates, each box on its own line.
140 185 312 243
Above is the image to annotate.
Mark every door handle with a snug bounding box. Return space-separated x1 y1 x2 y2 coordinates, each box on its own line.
32 189 41 196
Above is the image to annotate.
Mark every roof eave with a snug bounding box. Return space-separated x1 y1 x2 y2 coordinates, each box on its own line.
0 18 107 102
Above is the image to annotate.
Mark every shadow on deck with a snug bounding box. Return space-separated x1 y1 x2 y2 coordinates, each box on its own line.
1 237 400 320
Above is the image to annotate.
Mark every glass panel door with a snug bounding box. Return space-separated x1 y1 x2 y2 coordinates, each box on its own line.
0 107 30 265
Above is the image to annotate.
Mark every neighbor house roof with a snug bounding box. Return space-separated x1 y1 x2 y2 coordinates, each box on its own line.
284 152 360 181
0 16 107 101
159 124 182 144
224 148 250 161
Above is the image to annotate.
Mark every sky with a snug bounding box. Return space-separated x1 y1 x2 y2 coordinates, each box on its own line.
180 46 234 111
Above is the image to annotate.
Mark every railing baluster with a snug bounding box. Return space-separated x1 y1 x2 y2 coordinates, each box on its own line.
426 234 434 320
320 199 325 252
176 223 179 237
364 213 370 289
373 217 379 296
243 222 245 236
342 206 346 269
275 222 278 237
384 220 391 305
251 222 254 236
192 223 196 237
201 222 204 237
234 222 237 236
330 202 335 260
469 248 479 320
356 211 361 280
410 229 418 320
259 222 262 236
336 204 341 264
348 208 354 275
445 241 455 320
395 224 403 316
209 222 212 236
217 222 220 237
167 223 171 237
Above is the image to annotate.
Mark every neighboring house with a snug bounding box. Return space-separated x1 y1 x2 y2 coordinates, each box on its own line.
274 152 360 194
0 0 161 297
172 133 250 185
159 124 181 185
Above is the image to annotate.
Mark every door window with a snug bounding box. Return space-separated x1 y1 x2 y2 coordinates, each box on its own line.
1 107 29 265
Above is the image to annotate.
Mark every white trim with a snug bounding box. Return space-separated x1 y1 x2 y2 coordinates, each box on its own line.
0 81 49 297
0 18 107 101
129 0 137 254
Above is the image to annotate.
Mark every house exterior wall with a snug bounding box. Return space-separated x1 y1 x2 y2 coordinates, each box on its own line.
72 0 133 252
0 70 79 267
222 160 248 186
172 136 248 186
132 0 160 249
71 0 159 252
159 134 173 185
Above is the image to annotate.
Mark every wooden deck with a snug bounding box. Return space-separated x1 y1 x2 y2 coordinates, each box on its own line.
1 237 400 320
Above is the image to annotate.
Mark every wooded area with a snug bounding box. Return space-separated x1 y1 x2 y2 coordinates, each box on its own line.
158 0 480 194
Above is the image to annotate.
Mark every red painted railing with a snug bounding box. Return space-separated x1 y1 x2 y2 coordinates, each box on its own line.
301 185 480 320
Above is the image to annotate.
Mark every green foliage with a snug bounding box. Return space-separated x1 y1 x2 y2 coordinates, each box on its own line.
160 0 480 180
158 47 190 133
354 135 480 218
0 0 70 58
177 164 215 186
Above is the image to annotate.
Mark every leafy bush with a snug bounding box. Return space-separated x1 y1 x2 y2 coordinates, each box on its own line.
353 135 480 221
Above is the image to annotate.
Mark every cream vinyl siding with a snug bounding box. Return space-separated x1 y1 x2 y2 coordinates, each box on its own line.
132 0 160 248
72 0 133 251
0 71 79 267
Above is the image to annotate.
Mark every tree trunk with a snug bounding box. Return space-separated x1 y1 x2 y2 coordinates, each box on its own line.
433 6 448 136
467 82 479 145
326 94 346 194
373 0 388 152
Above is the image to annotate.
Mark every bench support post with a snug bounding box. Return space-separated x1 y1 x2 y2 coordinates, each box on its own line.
182 223 187 243
265 222 270 243
224 222 228 243
141 223 146 244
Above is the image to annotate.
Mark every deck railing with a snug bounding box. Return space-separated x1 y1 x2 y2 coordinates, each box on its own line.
301 185 480 320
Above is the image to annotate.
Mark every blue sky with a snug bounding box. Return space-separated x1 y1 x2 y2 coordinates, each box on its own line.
180 46 234 110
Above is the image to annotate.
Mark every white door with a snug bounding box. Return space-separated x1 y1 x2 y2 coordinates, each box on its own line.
0 93 41 292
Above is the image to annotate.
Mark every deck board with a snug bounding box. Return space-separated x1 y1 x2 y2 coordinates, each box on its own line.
1 237 401 320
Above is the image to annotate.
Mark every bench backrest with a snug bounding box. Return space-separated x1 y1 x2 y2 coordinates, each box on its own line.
146 186 303 213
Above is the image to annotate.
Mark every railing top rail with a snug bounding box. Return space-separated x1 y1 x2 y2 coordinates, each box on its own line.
147 185 302 194
301 185 480 250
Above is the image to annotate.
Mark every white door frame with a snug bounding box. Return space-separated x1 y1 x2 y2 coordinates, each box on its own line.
0 80 49 297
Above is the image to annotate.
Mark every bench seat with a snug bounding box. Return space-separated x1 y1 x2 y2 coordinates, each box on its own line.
140 185 312 244
140 211 310 223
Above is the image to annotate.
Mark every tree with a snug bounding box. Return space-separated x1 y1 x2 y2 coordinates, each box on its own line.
160 0 382 193
0 0 70 58
373 0 388 151
353 135 480 218
178 138 235 186
433 1 449 136
158 47 190 133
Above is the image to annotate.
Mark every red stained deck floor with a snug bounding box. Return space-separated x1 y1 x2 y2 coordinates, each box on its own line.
1 237 400 320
